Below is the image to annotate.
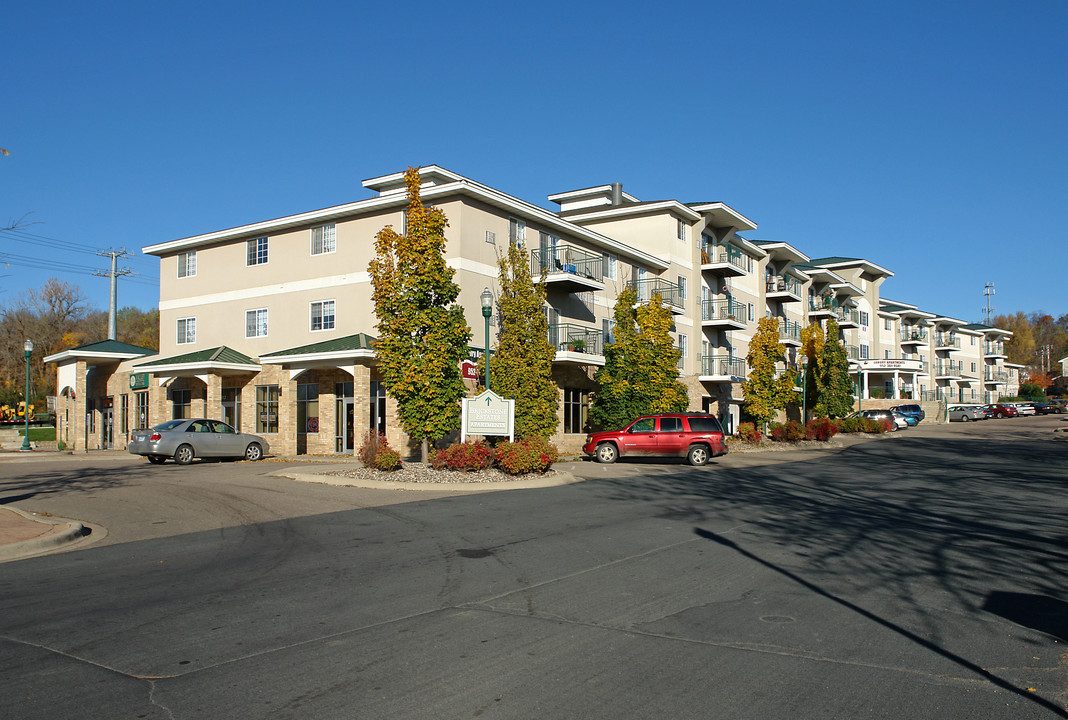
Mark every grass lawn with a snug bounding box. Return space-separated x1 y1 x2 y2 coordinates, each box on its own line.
17 427 56 441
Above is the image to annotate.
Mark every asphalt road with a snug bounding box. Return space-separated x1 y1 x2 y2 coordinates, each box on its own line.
0 417 1066 718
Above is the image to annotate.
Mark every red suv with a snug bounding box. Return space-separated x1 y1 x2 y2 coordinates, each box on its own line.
583 413 729 466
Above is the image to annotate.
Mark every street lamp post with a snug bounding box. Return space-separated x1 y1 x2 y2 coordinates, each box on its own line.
20 339 33 451
800 360 807 423
480 287 493 392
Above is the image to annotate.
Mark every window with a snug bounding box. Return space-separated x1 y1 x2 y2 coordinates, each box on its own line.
563 389 589 434
884 318 892 331
971 362 977 372
297 383 319 434
677 275 687 300
603 318 614 346
246 308 268 338
748 303 754 322
120 394 129 435
311 224 336 255
971 336 976 346
177 251 196 278
604 254 617 280
311 300 335 331
885 350 892 359
509 218 525 246
177 317 196 345
87 399 96 432
134 391 149 429
860 344 870 359
247 236 268 266
659 417 682 432
485 230 496 245
256 385 280 433
860 311 869 327
677 219 686 240
172 389 191 420
677 334 688 370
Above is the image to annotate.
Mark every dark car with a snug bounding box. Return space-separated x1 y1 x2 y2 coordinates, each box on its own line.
890 404 925 423
983 403 1018 418
1028 402 1054 415
583 413 728 466
128 418 270 465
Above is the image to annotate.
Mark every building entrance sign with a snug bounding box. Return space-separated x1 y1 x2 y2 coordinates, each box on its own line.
461 390 514 442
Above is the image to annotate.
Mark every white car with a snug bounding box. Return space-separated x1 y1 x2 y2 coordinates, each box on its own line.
1009 402 1036 416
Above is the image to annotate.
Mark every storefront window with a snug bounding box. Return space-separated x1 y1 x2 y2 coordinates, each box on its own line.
172 389 191 419
135 392 150 429
256 385 280 433
563 389 589 434
297 383 319 434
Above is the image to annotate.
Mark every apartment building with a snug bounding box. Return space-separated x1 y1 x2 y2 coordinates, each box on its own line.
46 165 1018 455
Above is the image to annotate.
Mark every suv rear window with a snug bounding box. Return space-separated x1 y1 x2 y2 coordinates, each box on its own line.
659 417 682 432
686 416 723 432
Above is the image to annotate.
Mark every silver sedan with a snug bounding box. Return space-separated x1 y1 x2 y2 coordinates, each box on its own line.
128 419 270 465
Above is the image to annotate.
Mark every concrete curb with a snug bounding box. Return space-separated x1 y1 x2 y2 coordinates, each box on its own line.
272 466 583 492
0 507 89 563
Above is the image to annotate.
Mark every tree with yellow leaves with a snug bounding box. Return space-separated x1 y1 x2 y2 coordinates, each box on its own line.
742 316 796 431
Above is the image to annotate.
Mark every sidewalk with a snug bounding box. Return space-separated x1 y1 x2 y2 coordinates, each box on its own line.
0 505 88 563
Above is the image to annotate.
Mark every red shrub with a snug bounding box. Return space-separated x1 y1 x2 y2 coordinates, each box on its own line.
429 441 494 472
737 422 762 443
804 417 840 441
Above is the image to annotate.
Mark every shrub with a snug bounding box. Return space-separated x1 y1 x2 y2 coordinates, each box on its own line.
430 441 494 472
494 437 558 475
736 422 762 443
804 417 839 441
839 417 866 433
770 421 805 442
359 431 402 471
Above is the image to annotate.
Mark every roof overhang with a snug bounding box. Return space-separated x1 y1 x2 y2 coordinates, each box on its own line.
753 241 809 265
259 349 376 365
133 360 261 376
813 258 894 279
689 202 758 232
563 200 702 224
43 350 152 365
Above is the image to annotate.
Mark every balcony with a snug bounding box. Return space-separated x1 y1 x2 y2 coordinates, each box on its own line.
631 278 684 313
530 244 605 293
699 355 747 382
700 298 747 330
836 307 860 328
700 241 748 276
844 343 860 360
984 369 1009 384
766 275 802 302
809 295 838 318
935 333 960 350
921 389 955 402
934 361 963 379
778 318 802 346
984 341 1006 357
900 327 928 345
548 323 605 366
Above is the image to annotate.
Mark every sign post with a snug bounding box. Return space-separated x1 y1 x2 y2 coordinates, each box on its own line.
461 390 514 442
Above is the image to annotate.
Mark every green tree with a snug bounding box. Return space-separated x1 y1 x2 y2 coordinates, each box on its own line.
490 240 559 439
816 319 854 418
369 167 471 461
590 286 687 430
742 317 795 430
800 321 825 419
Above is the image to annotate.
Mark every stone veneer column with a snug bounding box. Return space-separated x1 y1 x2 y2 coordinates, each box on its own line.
73 361 88 453
204 374 222 419
276 368 298 457
353 365 371 454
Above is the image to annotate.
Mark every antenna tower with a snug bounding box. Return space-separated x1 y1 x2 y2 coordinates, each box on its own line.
93 248 132 340
982 282 996 324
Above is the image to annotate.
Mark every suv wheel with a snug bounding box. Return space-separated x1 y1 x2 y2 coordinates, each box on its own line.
595 443 618 464
687 444 709 466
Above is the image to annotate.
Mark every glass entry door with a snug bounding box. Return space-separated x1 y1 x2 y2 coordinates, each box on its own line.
336 398 355 453
102 408 114 449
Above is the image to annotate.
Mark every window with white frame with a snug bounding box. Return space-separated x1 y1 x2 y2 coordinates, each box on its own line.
885 350 892 359
677 334 688 370
177 251 196 278
677 275 687 300
602 253 617 280
509 218 525 246
247 237 268 266
485 230 496 245
860 311 869 327
311 224 336 255
861 344 870 359
177 317 195 345
246 308 268 338
748 303 754 322
677 219 686 241
602 318 615 346
311 300 335 331
884 317 892 331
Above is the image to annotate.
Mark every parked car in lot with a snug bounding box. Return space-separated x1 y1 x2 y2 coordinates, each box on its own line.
890 404 925 423
948 405 985 422
1009 402 1036 416
583 413 728 466
1047 399 1067 414
128 419 269 465
1028 402 1054 415
983 403 1018 418
845 409 909 431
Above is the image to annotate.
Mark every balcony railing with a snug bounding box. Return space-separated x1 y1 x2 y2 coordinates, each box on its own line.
630 277 683 308
547 323 603 356
766 275 802 296
700 355 747 378
934 361 962 376
530 244 603 281
935 334 960 349
984 370 1009 383
836 307 860 326
920 389 955 402
900 328 928 343
983 342 1005 356
701 298 747 324
809 295 839 314
700 241 748 273
778 318 802 343
844 343 860 360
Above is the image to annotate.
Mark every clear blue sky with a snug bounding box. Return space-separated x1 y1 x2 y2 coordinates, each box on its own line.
3 0 1066 323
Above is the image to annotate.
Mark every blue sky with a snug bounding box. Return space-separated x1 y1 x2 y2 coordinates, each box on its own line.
3 0 1066 323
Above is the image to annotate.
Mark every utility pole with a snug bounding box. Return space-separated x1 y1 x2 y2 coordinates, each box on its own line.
982 282 995 324
94 249 131 340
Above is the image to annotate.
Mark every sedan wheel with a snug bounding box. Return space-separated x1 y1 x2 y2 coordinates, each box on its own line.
687 445 709 467
960 415 969 422
595 443 618 464
174 444 195 465
244 443 263 462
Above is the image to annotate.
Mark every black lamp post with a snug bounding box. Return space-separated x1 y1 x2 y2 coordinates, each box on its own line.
800 359 807 423
20 339 33 451
480 288 493 392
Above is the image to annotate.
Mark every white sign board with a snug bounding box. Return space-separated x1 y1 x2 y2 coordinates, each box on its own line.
857 359 924 372
461 390 515 442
